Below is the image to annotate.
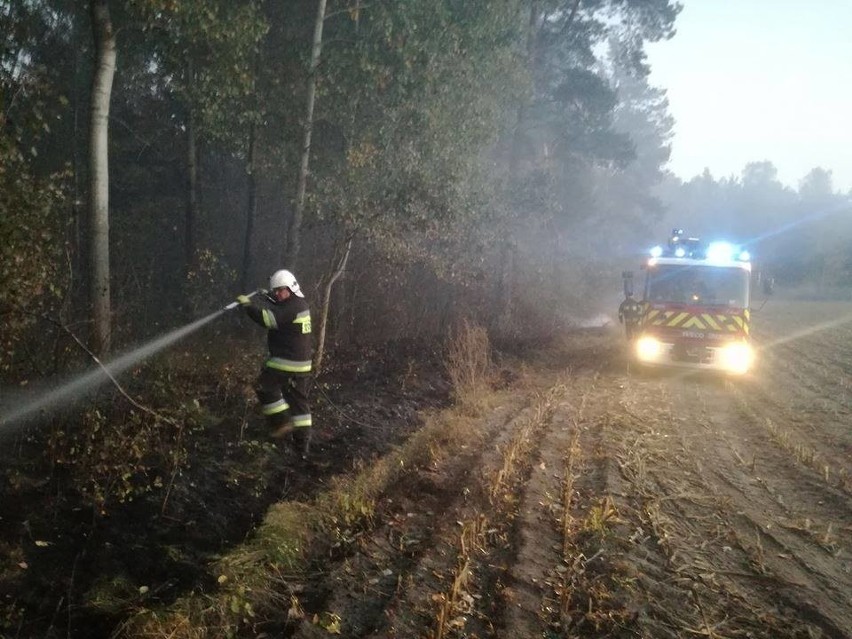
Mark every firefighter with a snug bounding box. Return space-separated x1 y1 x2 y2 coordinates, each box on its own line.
237 269 313 457
618 292 643 341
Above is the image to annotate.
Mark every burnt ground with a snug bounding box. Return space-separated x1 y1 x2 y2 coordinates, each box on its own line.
0 338 452 638
3 300 852 638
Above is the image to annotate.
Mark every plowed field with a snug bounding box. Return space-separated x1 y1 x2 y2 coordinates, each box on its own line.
282 299 852 638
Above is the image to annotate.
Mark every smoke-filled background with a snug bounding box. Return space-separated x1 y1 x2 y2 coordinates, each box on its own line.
3 0 851 386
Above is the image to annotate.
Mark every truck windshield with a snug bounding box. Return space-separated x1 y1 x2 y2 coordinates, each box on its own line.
645 264 749 308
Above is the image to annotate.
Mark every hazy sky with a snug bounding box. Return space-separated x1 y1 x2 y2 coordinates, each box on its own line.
645 1 852 192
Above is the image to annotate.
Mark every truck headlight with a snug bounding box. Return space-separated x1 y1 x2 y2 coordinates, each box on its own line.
719 342 754 374
636 336 663 361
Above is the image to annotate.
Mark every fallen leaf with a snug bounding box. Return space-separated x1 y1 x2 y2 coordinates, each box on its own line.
316 611 342 634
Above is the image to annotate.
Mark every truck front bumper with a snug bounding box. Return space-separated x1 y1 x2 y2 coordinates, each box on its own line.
634 335 754 375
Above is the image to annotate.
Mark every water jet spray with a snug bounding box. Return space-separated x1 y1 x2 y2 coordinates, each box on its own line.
0 289 263 434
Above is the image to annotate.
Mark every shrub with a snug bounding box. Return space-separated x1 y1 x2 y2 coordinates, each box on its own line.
0 130 69 381
446 319 492 414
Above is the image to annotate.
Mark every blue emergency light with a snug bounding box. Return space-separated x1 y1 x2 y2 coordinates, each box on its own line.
648 232 751 262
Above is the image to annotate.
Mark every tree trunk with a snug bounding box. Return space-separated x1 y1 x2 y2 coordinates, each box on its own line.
185 103 199 281
494 240 516 335
550 226 563 331
70 6 84 318
241 121 258 292
88 0 116 356
527 0 541 80
313 236 352 375
497 0 541 331
284 0 328 268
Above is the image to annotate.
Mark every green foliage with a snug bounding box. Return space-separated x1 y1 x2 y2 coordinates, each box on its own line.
475 0 681 329
0 0 686 349
506 0 680 226
0 600 25 635
312 0 527 256
185 247 238 315
129 0 268 143
0 130 69 380
45 392 207 516
84 574 143 616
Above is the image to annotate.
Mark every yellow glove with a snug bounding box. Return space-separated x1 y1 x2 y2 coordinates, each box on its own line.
237 294 251 306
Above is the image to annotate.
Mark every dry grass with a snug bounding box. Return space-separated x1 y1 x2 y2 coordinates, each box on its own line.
561 432 580 556
432 515 489 639
582 496 622 536
489 383 566 500
754 413 849 492
446 319 492 415
554 387 638 632
429 383 566 637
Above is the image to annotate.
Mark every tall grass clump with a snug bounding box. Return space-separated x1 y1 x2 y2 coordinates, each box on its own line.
446 319 492 415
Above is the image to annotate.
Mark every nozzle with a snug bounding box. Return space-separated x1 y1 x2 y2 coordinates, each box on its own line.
223 289 261 311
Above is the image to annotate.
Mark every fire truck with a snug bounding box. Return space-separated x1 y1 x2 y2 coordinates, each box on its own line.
630 229 755 375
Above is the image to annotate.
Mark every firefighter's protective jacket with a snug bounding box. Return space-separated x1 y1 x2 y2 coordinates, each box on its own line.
618 298 643 324
243 296 313 374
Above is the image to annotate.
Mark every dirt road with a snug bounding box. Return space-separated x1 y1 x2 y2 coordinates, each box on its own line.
287 300 852 638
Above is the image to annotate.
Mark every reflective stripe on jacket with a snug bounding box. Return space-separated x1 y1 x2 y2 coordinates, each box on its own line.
243 296 313 373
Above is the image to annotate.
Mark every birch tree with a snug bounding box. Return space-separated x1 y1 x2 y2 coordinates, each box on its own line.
88 0 116 355
284 0 328 269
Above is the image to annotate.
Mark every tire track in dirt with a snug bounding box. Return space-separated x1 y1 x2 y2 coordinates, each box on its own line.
752 301 852 473
368 383 569 639
284 376 574 639
697 396 851 637
716 391 852 637
499 369 615 638
598 375 770 638
497 394 572 638
286 402 524 638
604 363 852 638
747 352 852 488
762 345 852 420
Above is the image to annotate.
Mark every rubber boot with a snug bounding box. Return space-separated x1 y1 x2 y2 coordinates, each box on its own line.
293 428 312 459
269 415 295 439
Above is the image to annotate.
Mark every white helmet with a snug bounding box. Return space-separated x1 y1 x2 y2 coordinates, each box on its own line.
269 269 304 297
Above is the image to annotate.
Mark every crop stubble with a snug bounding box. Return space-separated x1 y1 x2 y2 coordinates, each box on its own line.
279 301 852 638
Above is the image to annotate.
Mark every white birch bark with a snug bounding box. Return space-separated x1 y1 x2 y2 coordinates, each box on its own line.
88 0 116 355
